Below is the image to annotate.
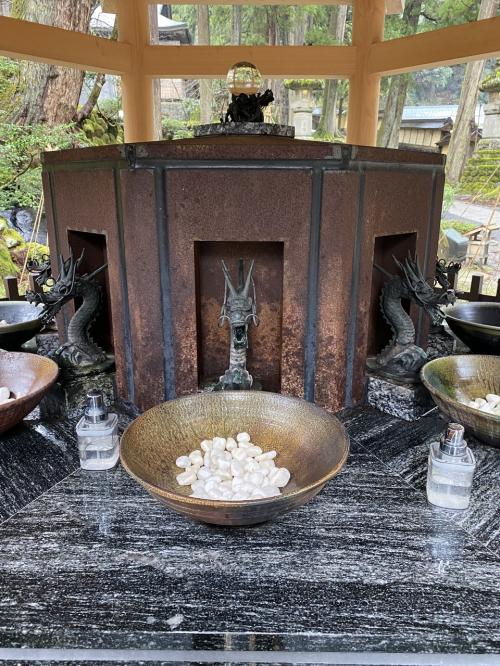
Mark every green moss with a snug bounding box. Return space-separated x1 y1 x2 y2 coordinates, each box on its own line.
2 227 25 249
284 79 324 91
440 219 476 235
11 242 49 270
0 237 18 279
458 146 500 203
481 66 500 92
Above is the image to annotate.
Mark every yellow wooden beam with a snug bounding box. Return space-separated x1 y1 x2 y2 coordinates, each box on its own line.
369 15 500 75
0 15 131 74
117 0 155 142
347 0 385 146
142 45 356 78
135 0 403 14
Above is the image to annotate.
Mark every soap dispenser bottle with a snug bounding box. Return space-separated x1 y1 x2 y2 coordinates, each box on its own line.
426 423 475 510
76 390 119 470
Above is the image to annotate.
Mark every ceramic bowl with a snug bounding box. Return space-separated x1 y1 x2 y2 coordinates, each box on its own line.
0 352 59 433
421 355 500 447
444 302 500 355
120 391 350 526
0 301 44 350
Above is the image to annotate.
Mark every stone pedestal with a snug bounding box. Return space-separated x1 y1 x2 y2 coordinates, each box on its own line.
194 122 295 138
366 373 435 421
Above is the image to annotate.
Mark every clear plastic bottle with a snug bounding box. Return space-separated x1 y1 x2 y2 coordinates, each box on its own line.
76 390 119 471
426 423 475 510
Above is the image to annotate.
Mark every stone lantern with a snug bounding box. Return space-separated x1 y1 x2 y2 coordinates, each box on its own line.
480 62 500 147
284 80 323 139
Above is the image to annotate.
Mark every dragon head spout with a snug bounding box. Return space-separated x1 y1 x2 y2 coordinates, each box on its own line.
26 252 84 324
218 258 259 350
394 254 453 327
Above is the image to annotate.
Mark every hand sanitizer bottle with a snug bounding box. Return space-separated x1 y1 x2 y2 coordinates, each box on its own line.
76 390 119 470
426 423 475 510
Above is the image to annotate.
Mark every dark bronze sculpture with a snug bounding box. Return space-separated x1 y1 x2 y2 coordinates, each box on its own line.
435 257 461 292
223 89 274 123
216 258 259 390
27 252 112 376
367 254 455 382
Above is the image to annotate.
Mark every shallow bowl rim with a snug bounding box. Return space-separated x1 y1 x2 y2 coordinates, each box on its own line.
443 302 500 334
120 390 350 509
0 351 59 411
421 354 500 423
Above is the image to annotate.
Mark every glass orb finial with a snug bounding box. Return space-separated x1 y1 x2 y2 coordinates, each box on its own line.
226 62 262 96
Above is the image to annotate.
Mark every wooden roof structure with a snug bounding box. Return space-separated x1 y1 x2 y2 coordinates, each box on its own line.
1 0 499 146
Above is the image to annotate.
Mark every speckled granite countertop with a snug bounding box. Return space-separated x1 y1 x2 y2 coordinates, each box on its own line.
0 405 498 665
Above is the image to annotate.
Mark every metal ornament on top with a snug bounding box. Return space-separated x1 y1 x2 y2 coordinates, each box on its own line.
193 62 295 138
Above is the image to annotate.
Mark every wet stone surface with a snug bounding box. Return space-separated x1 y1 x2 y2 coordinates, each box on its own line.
0 405 498 662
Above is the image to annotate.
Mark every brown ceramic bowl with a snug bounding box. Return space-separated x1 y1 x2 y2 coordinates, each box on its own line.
120 391 350 526
444 302 500 355
0 352 59 434
0 301 44 350
421 355 500 447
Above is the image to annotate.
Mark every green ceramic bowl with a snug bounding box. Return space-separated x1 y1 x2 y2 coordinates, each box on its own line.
0 301 44 350
421 355 500 448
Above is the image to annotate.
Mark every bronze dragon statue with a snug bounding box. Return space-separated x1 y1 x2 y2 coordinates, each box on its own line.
216 258 259 390
367 254 456 382
27 252 112 376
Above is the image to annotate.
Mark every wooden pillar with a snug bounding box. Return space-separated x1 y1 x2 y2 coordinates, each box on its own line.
347 0 385 146
116 0 155 143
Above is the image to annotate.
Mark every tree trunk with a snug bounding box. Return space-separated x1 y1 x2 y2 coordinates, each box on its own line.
264 7 288 124
377 74 409 147
377 0 422 148
149 5 163 140
446 0 499 184
232 5 242 44
197 5 211 124
10 0 95 125
317 5 347 136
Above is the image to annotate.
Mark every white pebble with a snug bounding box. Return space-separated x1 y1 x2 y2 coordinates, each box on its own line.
232 448 248 462
248 471 265 487
197 466 212 481
244 459 259 473
269 467 291 488
256 450 277 461
176 470 197 486
189 450 203 465
175 455 191 469
200 439 213 452
463 393 500 415
231 460 244 477
261 485 280 498
212 437 226 452
174 432 291 502
226 437 237 451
